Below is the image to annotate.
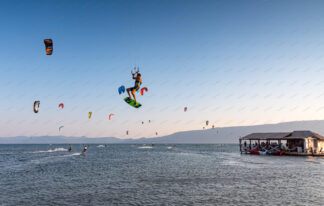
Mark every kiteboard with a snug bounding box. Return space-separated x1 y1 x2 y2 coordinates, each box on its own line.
124 97 141 108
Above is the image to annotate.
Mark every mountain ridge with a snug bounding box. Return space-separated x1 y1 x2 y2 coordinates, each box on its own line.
1 120 324 144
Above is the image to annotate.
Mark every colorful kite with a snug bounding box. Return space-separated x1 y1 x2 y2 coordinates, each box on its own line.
140 87 148 96
59 103 64 109
33 101 40 113
44 39 53 55
118 86 125 95
109 113 114 120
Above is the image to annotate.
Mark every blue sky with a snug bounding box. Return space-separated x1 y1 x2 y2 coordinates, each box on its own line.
1 0 324 138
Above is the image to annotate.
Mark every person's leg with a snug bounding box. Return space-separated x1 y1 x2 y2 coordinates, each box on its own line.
132 89 137 104
126 88 132 99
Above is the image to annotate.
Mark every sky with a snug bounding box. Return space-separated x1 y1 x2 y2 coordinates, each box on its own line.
1 0 324 138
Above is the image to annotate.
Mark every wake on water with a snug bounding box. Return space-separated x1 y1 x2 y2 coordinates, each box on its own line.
138 146 154 149
62 152 81 157
31 152 82 163
28 148 68 154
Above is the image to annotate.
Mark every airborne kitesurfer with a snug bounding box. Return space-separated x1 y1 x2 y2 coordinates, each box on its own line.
126 69 142 104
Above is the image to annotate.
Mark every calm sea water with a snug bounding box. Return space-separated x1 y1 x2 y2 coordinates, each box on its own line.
1 144 324 206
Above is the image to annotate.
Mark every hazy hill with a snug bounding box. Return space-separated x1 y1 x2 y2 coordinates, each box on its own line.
128 120 324 144
0 136 123 144
1 120 324 144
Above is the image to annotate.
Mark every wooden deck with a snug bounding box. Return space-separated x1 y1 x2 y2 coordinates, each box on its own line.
285 152 324 156
241 151 324 156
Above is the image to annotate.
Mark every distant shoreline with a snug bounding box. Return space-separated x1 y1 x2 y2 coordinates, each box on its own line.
1 120 324 144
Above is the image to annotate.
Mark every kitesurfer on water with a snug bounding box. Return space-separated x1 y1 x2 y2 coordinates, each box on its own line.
82 144 87 155
68 144 72 152
126 70 142 104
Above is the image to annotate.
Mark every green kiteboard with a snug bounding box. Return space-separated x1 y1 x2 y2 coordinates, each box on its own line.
124 97 142 108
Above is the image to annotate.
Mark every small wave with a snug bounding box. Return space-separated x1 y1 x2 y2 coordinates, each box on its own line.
97 145 105 148
306 160 320 164
0 152 17 155
138 146 154 149
29 148 68 154
62 152 81 157
241 160 265 165
31 152 82 162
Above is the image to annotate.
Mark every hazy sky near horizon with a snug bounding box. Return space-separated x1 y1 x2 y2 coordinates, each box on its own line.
1 0 324 138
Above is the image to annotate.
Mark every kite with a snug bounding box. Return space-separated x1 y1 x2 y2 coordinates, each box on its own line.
118 85 125 95
88 112 92 119
140 87 148 96
206 120 209 126
59 126 64 132
109 113 114 120
59 103 64 109
184 107 187 112
44 39 53 55
33 101 40 113
126 130 129 135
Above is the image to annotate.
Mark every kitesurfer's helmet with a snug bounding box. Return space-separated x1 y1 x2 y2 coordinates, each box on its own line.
137 73 141 76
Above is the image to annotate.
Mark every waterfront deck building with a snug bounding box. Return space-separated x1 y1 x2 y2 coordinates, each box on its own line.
239 131 324 156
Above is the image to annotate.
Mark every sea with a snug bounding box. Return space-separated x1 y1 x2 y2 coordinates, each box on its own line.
1 144 324 206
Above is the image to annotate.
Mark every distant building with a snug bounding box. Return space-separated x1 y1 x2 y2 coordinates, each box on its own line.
239 131 324 156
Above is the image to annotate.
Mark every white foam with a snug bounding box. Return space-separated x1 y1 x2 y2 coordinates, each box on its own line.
138 146 154 149
62 152 81 157
29 147 68 154
32 152 82 162
97 145 105 148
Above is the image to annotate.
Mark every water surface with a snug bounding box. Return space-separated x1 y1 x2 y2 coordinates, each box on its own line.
1 144 323 205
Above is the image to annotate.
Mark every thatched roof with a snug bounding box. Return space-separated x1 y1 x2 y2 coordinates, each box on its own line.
283 131 324 140
240 131 324 141
240 132 290 140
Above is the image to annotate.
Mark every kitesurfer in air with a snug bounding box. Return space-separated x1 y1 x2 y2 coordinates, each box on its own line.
126 70 142 104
